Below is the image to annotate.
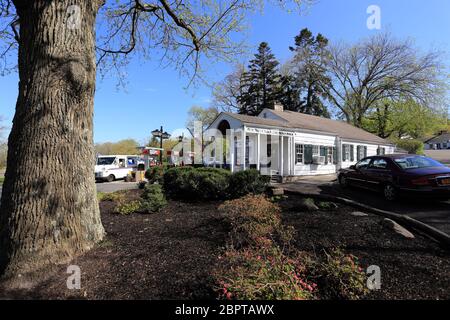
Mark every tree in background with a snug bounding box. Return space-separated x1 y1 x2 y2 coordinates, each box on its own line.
0 0 314 283
277 73 303 112
238 42 283 115
0 145 6 169
186 105 220 133
286 28 331 117
95 139 140 155
147 136 160 149
394 139 425 155
326 32 448 127
211 64 246 112
362 99 448 140
185 105 220 159
146 138 180 163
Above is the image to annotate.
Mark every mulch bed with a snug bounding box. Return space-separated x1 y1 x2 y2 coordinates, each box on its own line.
279 194 450 300
3 190 229 299
2 191 449 299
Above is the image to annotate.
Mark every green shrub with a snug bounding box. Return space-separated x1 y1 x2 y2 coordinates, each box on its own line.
163 167 270 201
163 166 231 200
305 248 368 300
163 166 195 198
219 194 293 248
394 139 424 155
141 184 167 213
114 200 142 215
145 165 166 184
228 169 270 199
317 201 338 211
194 167 231 200
214 242 316 300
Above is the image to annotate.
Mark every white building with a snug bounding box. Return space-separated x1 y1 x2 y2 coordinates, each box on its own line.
207 104 395 180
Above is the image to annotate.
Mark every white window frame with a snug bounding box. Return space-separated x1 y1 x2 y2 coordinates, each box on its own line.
327 147 333 164
357 145 366 161
343 144 351 162
295 144 304 164
312 145 320 156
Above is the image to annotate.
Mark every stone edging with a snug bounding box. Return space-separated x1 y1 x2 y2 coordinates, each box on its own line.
283 189 450 249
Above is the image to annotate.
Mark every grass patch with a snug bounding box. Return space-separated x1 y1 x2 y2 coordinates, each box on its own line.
97 191 126 202
0 176 4 185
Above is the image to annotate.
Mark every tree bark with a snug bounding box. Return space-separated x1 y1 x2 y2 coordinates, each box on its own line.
0 0 104 283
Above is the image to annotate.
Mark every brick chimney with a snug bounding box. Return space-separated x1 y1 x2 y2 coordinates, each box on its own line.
273 102 284 112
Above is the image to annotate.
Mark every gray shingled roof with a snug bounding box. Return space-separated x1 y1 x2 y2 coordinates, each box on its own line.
425 133 450 145
224 110 391 145
223 112 289 128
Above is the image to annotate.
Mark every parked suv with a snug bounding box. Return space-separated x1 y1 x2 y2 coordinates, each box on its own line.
338 154 450 201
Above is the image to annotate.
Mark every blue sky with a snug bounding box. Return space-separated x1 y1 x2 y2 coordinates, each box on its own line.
1 0 449 143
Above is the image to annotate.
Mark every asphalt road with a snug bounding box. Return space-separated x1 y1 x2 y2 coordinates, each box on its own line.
95 180 139 193
0 181 138 203
284 181 450 235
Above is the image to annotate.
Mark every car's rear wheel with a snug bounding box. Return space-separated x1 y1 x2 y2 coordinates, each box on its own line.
106 174 115 183
383 184 397 201
339 174 348 188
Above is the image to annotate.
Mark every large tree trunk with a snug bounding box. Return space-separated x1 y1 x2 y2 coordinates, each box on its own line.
0 0 104 284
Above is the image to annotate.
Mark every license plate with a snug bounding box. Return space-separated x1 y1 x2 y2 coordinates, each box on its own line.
440 178 450 186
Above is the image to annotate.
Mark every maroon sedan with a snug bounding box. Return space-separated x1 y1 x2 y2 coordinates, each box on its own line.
338 154 450 201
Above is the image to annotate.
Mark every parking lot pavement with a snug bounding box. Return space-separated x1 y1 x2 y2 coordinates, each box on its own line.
96 180 139 193
0 181 137 203
282 181 450 235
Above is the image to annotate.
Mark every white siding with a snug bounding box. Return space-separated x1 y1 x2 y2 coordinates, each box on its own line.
207 112 396 176
340 140 394 169
293 132 337 176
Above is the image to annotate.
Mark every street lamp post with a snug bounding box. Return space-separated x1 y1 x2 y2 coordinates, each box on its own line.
151 126 171 165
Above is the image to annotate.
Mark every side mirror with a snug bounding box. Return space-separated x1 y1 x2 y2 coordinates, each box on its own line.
349 165 356 170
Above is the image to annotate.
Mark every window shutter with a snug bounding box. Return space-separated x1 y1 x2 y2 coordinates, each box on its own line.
320 146 328 164
350 145 354 162
356 146 361 161
304 145 313 164
342 145 346 162
364 146 367 158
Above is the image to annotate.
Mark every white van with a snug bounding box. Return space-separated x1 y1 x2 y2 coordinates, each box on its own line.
95 155 142 182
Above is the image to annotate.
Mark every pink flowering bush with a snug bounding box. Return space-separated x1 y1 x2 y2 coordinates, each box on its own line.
215 195 368 300
215 241 316 300
219 195 294 249
305 248 368 300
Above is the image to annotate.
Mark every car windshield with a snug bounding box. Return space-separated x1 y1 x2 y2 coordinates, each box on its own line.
97 157 116 165
394 156 444 170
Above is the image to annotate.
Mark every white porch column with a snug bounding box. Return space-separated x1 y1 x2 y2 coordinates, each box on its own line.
242 127 246 171
336 137 342 170
280 136 284 177
291 136 295 174
256 133 261 171
287 136 291 176
230 132 235 173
